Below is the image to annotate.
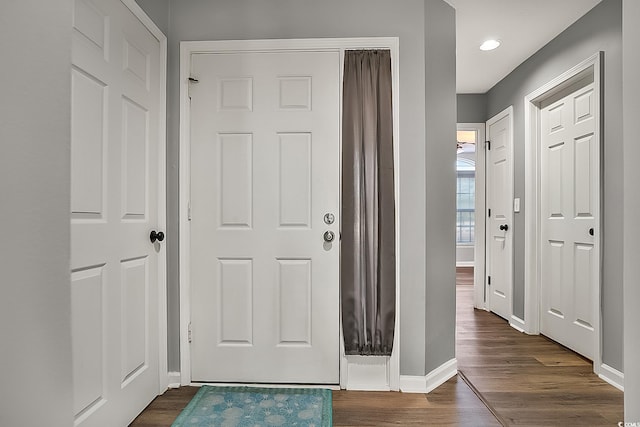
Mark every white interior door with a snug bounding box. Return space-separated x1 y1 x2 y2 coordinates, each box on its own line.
540 78 597 360
485 109 513 321
71 0 163 425
189 50 340 383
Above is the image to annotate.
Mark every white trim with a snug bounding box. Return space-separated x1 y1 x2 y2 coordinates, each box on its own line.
190 383 341 390
178 43 191 385
399 375 429 393
179 36 192 388
485 107 514 320
457 123 486 309
510 315 526 333
456 261 474 267
121 0 169 394
179 38 399 53
599 364 624 392
523 52 602 370
342 355 391 391
389 35 401 392
179 37 401 389
424 358 458 393
399 358 458 394
168 372 181 389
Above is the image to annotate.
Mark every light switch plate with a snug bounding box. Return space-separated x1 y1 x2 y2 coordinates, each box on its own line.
514 198 521 213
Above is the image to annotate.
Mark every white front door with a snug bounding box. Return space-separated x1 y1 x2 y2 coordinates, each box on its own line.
71 0 163 425
189 51 340 383
540 79 597 360
485 108 513 321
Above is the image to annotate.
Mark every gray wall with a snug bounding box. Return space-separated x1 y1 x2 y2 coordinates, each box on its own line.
486 0 623 370
456 97 482 268
623 0 640 420
135 0 170 35
134 0 179 369
456 246 474 264
0 0 74 425
424 0 456 374
136 0 457 376
457 94 487 123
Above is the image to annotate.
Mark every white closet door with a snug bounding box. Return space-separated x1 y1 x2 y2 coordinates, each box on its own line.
71 0 163 424
486 110 513 321
540 80 597 360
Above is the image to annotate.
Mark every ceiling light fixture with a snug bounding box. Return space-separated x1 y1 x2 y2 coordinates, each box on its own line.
480 39 501 51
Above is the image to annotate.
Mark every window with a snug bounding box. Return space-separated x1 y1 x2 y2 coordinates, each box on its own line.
456 154 475 245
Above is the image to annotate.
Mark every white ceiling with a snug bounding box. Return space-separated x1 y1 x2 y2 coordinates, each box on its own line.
446 0 602 94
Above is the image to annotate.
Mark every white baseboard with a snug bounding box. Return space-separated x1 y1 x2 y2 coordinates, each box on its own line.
510 315 526 333
425 358 457 393
168 371 181 389
399 358 457 393
599 364 624 391
399 375 428 393
456 261 474 267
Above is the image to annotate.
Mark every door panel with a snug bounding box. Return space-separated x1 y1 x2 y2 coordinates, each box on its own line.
486 111 513 321
189 51 340 383
71 0 163 425
540 80 596 360
70 267 105 417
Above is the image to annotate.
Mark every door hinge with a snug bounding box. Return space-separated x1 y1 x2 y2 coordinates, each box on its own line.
188 201 192 221
485 140 491 150
188 76 199 98
188 322 193 343
488 208 491 218
488 276 491 286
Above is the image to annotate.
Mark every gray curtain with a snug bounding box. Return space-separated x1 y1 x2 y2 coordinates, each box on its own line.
341 50 396 356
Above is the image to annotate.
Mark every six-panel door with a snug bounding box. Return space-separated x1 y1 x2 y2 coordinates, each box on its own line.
189 51 341 383
71 0 162 424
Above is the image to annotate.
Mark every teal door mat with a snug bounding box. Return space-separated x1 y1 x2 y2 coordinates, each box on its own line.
172 385 333 426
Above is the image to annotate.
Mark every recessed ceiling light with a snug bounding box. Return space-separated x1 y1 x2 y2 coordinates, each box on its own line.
480 39 501 51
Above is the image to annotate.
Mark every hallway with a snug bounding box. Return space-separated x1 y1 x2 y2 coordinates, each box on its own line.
456 267 623 425
131 268 623 426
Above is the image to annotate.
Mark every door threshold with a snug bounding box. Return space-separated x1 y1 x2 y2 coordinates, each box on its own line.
190 382 341 390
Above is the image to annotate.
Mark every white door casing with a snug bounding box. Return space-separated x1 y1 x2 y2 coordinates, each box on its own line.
70 0 166 425
179 38 401 390
539 77 597 360
485 107 514 322
188 51 341 383
524 53 602 374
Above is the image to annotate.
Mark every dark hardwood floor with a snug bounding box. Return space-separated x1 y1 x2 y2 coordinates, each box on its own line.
131 267 623 426
131 377 500 426
456 268 623 426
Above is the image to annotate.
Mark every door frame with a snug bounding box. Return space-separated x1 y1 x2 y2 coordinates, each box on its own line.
178 37 401 390
121 0 169 393
485 107 515 323
523 52 602 374
456 123 486 310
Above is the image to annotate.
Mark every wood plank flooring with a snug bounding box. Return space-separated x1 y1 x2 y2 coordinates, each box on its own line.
456 268 623 426
131 267 623 426
130 376 500 426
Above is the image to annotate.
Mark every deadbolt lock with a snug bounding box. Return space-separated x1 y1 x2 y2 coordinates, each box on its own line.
324 213 335 225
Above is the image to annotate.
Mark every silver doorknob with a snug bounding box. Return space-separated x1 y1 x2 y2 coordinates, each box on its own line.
323 231 335 243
